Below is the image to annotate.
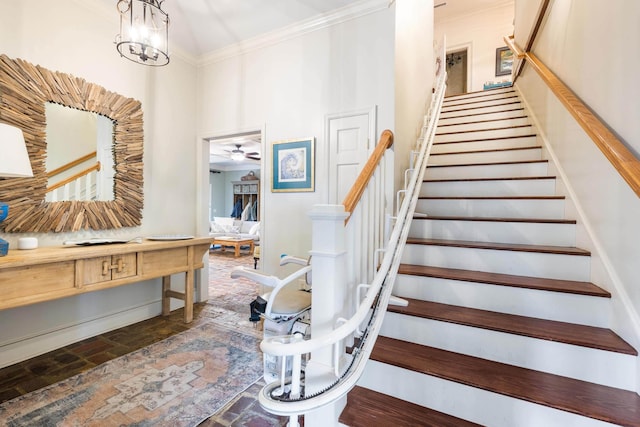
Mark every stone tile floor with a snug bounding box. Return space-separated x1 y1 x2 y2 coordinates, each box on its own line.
0 250 296 426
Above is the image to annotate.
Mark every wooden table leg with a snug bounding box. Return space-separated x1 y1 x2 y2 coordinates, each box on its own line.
162 272 194 323
162 275 171 316
234 243 240 257
184 269 194 323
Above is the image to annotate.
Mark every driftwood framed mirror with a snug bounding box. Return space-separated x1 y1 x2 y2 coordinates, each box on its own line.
0 55 143 233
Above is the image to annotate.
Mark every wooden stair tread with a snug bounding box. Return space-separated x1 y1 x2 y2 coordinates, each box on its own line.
373 336 640 426
388 299 635 355
436 124 532 136
340 386 482 427
430 144 540 155
426 159 548 168
423 175 555 183
412 215 576 225
406 237 590 256
419 195 564 200
398 264 608 296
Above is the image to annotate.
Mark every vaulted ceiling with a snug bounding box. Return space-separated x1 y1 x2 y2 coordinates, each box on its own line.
97 0 511 169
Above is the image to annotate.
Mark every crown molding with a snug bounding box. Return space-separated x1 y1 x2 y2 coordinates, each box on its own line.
198 0 389 67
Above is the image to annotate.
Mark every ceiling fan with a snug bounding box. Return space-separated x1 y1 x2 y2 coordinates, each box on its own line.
225 144 260 162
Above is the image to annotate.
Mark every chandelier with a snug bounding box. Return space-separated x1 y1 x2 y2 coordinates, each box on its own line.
115 0 170 66
446 53 463 69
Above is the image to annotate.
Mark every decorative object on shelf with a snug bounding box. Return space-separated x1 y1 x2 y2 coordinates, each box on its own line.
0 55 144 232
272 137 315 193
115 0 170 66
0 123 33 256
241 170 258 181
17 237 38 250
483 81 512 91
495 46 514 76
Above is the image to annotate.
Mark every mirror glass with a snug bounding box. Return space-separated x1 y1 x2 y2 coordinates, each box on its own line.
45 102 115 201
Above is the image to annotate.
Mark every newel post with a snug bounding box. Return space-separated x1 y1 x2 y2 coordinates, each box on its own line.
305 204 349 426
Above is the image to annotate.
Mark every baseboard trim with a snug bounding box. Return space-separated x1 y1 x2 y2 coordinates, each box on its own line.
0 300 162 369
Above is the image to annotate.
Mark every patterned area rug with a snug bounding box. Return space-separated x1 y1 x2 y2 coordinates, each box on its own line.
0 321 262 427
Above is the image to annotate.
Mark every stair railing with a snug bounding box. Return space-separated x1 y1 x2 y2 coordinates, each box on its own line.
46 152 101 202
257 54 447 426
504 34 640 199
46 162 101 201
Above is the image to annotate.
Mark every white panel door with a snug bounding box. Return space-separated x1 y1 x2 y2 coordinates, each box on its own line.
328 111 374 204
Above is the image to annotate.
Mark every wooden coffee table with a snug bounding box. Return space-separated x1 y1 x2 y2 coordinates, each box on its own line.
212 236 255 257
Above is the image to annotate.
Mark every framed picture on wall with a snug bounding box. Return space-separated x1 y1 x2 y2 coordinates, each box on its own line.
495 46 514 76
272 137 315 192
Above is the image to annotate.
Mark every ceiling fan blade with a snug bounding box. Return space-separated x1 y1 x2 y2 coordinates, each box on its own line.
246 154 261 161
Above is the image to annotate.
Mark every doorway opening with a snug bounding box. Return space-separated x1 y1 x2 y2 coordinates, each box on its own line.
206 130 262 221
445 48 468 96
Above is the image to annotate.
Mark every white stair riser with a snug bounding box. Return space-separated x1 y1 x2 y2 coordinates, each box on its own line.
436 117 530 133
438 108 525 126
440 102 523 119
425 161 548 180
444 90 516 105
380 313 635 391
429 148 541 165
442 97 520 113
401 245 590 281
420 179 556 197
431 136 538 154
408 218 575 246
435 126 534 143
445 87 515 101
416 198 566 219
359 363 618 427
393 274 609 327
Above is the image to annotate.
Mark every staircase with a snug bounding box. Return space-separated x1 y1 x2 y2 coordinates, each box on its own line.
339 87 640 426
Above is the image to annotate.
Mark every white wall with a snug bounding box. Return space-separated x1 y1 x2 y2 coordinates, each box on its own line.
0 0 199 366
393 0 435 195
435 2 515 92
513 0 544 49
514 0 640 388
197 7 395 273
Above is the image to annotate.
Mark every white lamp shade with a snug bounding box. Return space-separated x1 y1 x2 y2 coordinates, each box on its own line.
0 123 33 178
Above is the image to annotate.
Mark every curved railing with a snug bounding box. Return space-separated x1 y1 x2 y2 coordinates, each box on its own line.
504 35 640 198
257 61 447 424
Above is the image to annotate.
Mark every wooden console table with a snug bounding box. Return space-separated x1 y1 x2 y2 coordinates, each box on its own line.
0 237 212 323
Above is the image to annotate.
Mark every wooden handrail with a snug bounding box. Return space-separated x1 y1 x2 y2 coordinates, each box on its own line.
342 130 394 222
505 36 640 197
46 162 101 193
47 151 97 178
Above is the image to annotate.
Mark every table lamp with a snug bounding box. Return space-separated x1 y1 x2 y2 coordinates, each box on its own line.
0 123 34 256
